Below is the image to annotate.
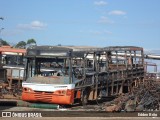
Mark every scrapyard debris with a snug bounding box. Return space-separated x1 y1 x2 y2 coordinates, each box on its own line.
104 80 160 112
0 82 22 99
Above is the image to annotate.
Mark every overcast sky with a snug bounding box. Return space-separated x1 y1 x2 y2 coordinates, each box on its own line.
0 0 160 50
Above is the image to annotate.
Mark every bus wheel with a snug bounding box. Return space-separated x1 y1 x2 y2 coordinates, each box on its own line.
81 91 88 106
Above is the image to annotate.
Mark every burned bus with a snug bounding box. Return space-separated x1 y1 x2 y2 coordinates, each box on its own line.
22 46 144 105
0 46 26 98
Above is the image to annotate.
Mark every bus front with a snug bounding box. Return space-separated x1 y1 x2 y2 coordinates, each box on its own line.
22 46 75 105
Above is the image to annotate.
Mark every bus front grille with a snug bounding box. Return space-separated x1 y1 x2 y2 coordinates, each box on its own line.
34 91 53 102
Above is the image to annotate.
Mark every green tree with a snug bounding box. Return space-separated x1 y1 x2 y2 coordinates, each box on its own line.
15 41 26 48
27 39 36 46
0 39 10 46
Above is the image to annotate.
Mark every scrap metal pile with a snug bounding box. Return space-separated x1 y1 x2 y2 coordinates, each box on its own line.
0 69 21 99
104 80 160 112
0 81 22 99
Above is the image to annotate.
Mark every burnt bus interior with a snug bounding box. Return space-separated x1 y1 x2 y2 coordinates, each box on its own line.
2 54 25 66
73 46 144 103
24 46 73 84
23 46 144 104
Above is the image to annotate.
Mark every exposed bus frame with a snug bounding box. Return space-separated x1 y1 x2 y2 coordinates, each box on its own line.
22 46 144 105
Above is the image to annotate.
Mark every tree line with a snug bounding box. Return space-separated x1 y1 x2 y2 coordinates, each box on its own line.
0 39 36 49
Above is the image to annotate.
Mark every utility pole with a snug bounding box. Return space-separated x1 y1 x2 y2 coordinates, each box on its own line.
0 17 4 64
0 17 4 48
0 17 4 40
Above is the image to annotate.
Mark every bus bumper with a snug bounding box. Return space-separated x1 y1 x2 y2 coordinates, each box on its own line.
22 89 74 105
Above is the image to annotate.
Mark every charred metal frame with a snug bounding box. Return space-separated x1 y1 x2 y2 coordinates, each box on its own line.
72 46 144 101
23 46 145 104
